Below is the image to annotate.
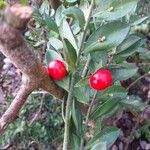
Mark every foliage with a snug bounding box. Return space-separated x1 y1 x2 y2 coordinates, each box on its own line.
1 0 150 149
0 94 63 149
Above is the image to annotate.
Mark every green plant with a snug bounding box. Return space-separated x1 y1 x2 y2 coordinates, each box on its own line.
0 0 150 149
0 94 63 149
29 0 150 149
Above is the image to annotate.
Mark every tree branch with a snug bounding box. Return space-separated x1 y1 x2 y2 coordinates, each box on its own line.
0 4 64 135
0 80 33 135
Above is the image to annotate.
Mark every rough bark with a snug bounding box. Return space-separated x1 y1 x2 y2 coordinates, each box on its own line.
0 4 64 135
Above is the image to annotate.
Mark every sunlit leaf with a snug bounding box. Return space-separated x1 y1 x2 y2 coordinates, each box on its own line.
63 7 85 29
84 21 130 53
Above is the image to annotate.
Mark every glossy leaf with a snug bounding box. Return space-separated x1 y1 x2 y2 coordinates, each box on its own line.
99 85 127 99
70 133 80 150
90 98 120 120
116 35 142 57
66 0 77 3
70 119 81 150
44 14 59 33
117 35 141 53
39 0 50 15
73 87 89 104
71 99 83 134
55 5 65 27
94 0 138 21
63 7 85 29
121 95 146 110
108 63 138 81
60 19 78 50
55 76 70 91
47 38 63 50
91 142 106 150
45 49 62 64
75 77 89 87
87 127 120 149
63 39 77 72
84 21 130 53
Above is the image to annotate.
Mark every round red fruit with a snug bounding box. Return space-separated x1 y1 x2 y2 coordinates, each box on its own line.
48 60 67 80
89 69 112 90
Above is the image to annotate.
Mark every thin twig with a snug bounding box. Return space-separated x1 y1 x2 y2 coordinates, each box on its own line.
127 73 148 91
29 94 45 126
80 90 97 150
81 54 91 78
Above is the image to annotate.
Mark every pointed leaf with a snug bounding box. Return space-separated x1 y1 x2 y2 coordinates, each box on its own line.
87 127 120 149
72 99 83 134
73 87 89 104
44 14 59 33
91 142 106 150
63 39 77 72
60 19 78 50
47 38 63 50
94 0 138 21
55 5 65 27
63 7 85 29
84 21 130 53
90 98 120 119
108 63 138 81
55 76 70 91
45 49 63 64
39 0 50 15
66 0 77 3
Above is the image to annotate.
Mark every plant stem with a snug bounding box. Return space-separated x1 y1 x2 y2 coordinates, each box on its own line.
62 75 76 150
81 54 91 78
85 90 97 124
80 90 97 150
62 0 95 149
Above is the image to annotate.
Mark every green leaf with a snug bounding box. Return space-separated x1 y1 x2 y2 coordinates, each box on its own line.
55 76 70 91
63 7 85 29
84 21 130 53
55 5 65 27
129 15 148 26
63 39 77 72
47 38 63 50
91 142 106 150
39 0 50 15
70 133 80 150
94 0 138 21
71 100 83 134
117 35 141 53
108 63 138 81
73 87 89 104
90 98 120 120
44 14 59 33
116 35 142 57
66 0 77 3
100 85 127 99
75 77 89 87
121 95 146 111
60 19 78 51
90 51 108 72
45 49 63 64
87 127 120 149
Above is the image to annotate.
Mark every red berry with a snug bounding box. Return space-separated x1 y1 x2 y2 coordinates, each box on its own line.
48 60 67 80
89 69 112 90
